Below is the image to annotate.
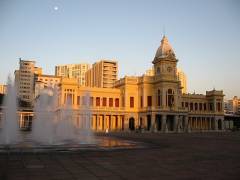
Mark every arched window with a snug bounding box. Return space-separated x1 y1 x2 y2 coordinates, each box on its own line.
129 117 135 131
166 89 174 107
217 102 221 111
199 103 202 111
204 103 207 111
157 89 162 106
190 103 193 111
194 103 198 111
156 67 160 75
209 103 213 111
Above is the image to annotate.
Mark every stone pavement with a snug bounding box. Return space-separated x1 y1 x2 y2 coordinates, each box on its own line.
1 132 240 180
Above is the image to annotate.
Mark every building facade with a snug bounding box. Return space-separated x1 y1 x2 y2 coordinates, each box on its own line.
224 96 240 114
85 60 118 88
55 63 90 86
144 67 187 94
35 74 61 97
15 59 42 103
56 36 224 132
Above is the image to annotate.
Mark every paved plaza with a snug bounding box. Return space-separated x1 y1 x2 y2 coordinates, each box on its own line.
1 132 240 180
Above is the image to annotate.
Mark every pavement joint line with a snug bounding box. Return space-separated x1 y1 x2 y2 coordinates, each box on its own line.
70 154 102 180
48 152 79 180
82 155 127 180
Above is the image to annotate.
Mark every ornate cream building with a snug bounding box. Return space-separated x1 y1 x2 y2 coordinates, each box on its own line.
57 36 225 132
35 74 61 98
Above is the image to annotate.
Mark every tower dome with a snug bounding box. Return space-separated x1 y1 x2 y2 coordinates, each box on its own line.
154 36 175 59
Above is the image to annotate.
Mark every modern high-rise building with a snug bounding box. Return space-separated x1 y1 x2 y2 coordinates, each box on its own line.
0 85 7 94
55 63 90 86
15 58 42 103
85 60 118 88
177 68 187 94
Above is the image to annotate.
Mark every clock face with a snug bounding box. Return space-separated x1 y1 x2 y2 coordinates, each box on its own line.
167 66 172 72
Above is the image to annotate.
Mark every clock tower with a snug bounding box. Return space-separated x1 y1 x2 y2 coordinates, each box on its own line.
152 36 181 109
152 35 178 80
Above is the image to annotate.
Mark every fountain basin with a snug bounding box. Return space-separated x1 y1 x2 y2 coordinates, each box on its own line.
0 132 142 153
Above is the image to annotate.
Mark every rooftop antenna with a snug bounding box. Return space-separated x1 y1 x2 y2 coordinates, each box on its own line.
163 25 166 37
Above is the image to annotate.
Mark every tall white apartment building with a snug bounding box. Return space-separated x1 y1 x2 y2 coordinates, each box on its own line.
15 58 42 103
85 60 118 88
177 68 187 94
0 85 7 94
55 63 90 86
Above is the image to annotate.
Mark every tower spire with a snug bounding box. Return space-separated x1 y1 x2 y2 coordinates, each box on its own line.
163 26 166 37
154 35 175 59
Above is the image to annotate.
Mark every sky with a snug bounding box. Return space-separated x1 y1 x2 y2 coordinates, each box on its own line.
0 0 239 99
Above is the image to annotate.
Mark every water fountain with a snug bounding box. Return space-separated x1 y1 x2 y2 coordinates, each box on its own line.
0 75 19 145
72 92 94 144
55 98 76 142
32 86 94 145
0 81 137 152
32 87 58 144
